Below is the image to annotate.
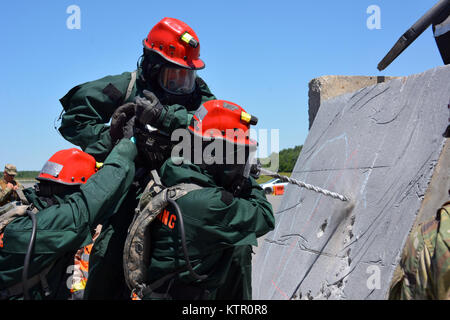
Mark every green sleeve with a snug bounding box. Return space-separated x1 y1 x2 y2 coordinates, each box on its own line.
158 104 189 134
180 178 275 248
0 139 137 288
58 72 134 161
221 178 275 242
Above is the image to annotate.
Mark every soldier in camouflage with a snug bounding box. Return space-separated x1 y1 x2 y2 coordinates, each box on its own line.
0 164 23 206
389 200 450 300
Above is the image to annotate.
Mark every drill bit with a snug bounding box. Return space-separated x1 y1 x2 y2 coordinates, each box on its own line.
260 168 349 202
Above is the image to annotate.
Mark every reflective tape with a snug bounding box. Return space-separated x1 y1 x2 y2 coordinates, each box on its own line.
40 161 64 177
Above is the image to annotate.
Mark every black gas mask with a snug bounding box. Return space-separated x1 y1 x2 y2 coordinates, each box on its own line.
185 135 257 196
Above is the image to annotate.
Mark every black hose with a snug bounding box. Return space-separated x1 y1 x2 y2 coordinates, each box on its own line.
166 197 208 281
22 210 37 300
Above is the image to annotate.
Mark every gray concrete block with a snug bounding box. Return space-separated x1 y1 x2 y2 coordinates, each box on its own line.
253 65 450 300
308 75 400 129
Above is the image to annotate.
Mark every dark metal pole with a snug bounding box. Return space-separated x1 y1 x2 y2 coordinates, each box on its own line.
377 0 450 71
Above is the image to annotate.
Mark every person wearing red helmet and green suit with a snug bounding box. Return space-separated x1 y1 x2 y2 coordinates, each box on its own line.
0 136 137 300
59 17 215 165
123 100 274 300
57 18 219 299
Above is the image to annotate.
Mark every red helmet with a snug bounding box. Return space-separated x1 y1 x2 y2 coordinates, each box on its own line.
37 149 97 185
143 17 205 70
188 100 258 147
187 100 259 195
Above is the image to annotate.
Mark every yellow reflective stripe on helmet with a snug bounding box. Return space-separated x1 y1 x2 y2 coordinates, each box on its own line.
181 32 194 44
241 112 252 123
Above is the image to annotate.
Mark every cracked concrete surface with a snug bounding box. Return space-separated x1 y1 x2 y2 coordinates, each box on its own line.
308 75 400 129
252 65 450 300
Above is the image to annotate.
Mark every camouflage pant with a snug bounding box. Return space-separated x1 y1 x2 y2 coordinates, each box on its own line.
389 203 450 300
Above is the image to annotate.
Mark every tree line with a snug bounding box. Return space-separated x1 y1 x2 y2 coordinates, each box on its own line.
15 171 40 180
259 145 302 173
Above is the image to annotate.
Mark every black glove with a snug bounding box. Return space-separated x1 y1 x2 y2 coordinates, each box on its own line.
110 102 137 144
233 177 253 197
135 90 164 127
250 159 262 179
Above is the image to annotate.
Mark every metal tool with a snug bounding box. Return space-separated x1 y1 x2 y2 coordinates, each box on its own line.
260 168 349 202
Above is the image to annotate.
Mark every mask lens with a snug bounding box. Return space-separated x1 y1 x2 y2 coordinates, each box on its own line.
159 66 196 95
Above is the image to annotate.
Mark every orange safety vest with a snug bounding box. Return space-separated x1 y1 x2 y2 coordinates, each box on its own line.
69 225 102 298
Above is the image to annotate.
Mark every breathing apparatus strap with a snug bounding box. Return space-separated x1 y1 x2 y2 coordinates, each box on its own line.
15 189 29 206
0 261 55 300
124 70 137 103
123 170 204 299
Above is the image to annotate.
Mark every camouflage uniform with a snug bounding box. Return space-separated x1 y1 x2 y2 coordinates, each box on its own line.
0 165 23 207
389 201 450 300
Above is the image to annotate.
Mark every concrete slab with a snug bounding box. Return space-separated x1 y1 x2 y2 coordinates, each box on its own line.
252 65 450 300
308 75 400 129
253 195 284 256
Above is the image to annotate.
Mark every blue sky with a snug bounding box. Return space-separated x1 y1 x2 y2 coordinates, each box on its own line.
0 0 444 170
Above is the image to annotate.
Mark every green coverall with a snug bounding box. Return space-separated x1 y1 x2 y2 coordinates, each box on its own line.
143 158 275 300
0 139 137 299
58 68 216 299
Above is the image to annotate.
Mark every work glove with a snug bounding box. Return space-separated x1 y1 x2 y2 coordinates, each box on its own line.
110 102 137 144
135 90 164 127
233 177 253 198
250 159 262 179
